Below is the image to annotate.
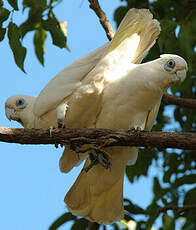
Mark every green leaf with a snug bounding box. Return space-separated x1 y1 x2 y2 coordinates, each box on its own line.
173 174 196 188
0 27 6 41
178 18 196 70
8 22 26 72
114 6 128 27
20 8 43 38
42 13 69 49
183 188 196 205
126 148 155 182
0 8 10 25
0 0 3 7
70 218 88 230
112 223 120 230
124 198 145 215
146 202 161 230
48 212 77 230
153 177 161 196
162 213 175 230
33 29 47 65
8 0 18 10
23 0 46 8
158 19 177 53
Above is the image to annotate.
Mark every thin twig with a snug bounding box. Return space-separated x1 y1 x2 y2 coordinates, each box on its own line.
159 204 196 213
163 93 196 110
88 0 114 40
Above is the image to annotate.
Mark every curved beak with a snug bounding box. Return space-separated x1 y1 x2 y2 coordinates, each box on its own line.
5 107 16 121
175 69 187 83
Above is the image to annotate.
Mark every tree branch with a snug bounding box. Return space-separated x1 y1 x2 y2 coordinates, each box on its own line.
162 93 196 109
88 0 114 40
88 1 196 111
159 205 196 213
0 127 196 150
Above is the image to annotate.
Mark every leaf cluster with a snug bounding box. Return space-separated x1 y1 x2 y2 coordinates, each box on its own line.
0 0 68 71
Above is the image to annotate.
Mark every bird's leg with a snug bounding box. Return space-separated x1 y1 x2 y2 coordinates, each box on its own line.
49 126 54 138
49 126 62 148
49 126 60 148
51 102 68 148
68 142 112 172
83 151 98 172
56 102 68 129
128 126 142 132
83 148 112 172
128 126 143 137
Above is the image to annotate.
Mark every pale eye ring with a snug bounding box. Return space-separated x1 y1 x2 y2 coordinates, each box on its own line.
164 59 176 72
16 98 26 109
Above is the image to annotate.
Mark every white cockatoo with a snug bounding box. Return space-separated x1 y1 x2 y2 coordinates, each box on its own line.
5 9 187 224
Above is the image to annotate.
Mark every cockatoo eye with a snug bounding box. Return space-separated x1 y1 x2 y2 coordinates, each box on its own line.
164 59 176 72
16 98 27 109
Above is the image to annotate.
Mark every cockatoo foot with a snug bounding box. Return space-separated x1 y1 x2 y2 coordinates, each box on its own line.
128 126 142 132
49 126 63 148
49 126 54 137
54 142 64 148
84 148 112 172
57 122 66 129
56 103 68 129
128 126 142 137
128 126 143 138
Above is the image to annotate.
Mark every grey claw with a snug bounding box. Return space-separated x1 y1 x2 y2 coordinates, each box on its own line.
49 126 54 137
128 126 142 132
84 149 111 172
58 122 66 129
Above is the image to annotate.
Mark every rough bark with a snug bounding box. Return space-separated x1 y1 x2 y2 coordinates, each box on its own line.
162 93 196 109
0 127 196 150
88 0 114 40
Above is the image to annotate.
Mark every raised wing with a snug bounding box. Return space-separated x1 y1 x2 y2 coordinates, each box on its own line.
33 8 160 118
103 8 160 64
57 8 161 174
33 43 109 117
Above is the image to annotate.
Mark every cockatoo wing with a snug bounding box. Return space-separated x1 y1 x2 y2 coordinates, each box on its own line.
65 54 187 224
145 99 162 131
103 8 160 64
59 8 160 173
33 8 160 118
33 43 109 117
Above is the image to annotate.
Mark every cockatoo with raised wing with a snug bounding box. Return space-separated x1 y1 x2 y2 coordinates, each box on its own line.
5 8 187 224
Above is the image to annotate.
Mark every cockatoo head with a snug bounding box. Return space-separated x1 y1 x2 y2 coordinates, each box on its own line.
155 54 188 89
5 95 36 128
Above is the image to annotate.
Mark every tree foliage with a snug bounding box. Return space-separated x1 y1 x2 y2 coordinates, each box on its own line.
0 0 68 71
114 1 196 229
1 0 196 229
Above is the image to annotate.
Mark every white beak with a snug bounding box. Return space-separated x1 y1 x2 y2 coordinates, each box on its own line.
175 69 187 82
5 108 16 121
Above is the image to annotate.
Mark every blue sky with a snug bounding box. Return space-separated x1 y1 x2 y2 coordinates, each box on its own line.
0 1 157 229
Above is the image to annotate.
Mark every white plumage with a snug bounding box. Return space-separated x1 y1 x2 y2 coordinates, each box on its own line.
5 8 187 224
